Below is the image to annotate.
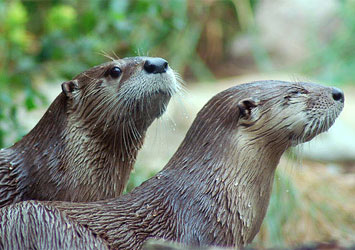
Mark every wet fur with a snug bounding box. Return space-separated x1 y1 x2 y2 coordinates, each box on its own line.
0 57 178 207
0 81 343 249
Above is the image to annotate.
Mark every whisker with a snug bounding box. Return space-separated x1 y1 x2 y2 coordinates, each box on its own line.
111 50 120 60
99 50 115 61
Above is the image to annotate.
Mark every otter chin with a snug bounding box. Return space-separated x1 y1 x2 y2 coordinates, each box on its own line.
0 80 344 249
0 56 179 207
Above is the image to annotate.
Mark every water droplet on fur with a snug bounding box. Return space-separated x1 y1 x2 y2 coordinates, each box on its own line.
215 178 219 182
247 203 251 208
234 181 239 186
9 164 14 170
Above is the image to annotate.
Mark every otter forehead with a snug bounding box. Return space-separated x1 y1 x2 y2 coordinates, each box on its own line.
227 80 333 96
72 57 147 82
215 80 342 106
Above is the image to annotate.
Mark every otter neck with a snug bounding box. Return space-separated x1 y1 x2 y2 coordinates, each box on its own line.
162 130 288 247
58 127 289 249
59 118 145 200
9 93 147 202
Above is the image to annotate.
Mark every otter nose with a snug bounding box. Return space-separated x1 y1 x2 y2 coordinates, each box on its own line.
144 58 168 74
331 87 344 103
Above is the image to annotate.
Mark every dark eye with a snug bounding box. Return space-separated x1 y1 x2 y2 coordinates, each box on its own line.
290 90 301 95
109 66 122 78
290 89 308 95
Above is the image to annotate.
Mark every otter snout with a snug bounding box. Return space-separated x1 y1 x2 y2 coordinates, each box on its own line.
144 58 169 74
331 87 344 103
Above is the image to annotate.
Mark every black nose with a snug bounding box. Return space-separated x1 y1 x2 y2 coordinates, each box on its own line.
144 58 168 74
331 87 344 103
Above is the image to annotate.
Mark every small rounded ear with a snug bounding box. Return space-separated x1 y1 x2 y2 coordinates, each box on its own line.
61 80 78 98
237 97 259 119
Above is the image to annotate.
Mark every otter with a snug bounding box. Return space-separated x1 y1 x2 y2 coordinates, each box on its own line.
0 57 179 207
0 81 344 249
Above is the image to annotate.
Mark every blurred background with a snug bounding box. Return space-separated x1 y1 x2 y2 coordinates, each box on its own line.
0 0 354 248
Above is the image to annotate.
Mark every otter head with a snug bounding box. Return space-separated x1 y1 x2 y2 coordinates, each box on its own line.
234 81 344 148
61 57 179 133
182 80 344 158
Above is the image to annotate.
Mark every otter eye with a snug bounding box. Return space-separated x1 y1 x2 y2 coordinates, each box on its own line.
290 89 308 95
290 90 301 95
109 66 122 78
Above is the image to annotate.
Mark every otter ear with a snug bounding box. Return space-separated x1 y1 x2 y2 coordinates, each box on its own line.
237 97 259 119
61 80 78 98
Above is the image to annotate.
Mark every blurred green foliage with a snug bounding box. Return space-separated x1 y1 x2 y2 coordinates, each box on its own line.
0 0 248 148
259 170 299 246
303 0 355 85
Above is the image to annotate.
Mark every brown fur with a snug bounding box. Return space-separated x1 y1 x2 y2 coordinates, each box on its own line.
0 57 178 207
0 81 344 249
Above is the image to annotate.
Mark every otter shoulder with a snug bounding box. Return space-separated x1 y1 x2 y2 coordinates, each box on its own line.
0 200 109 249
0 149 25 207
